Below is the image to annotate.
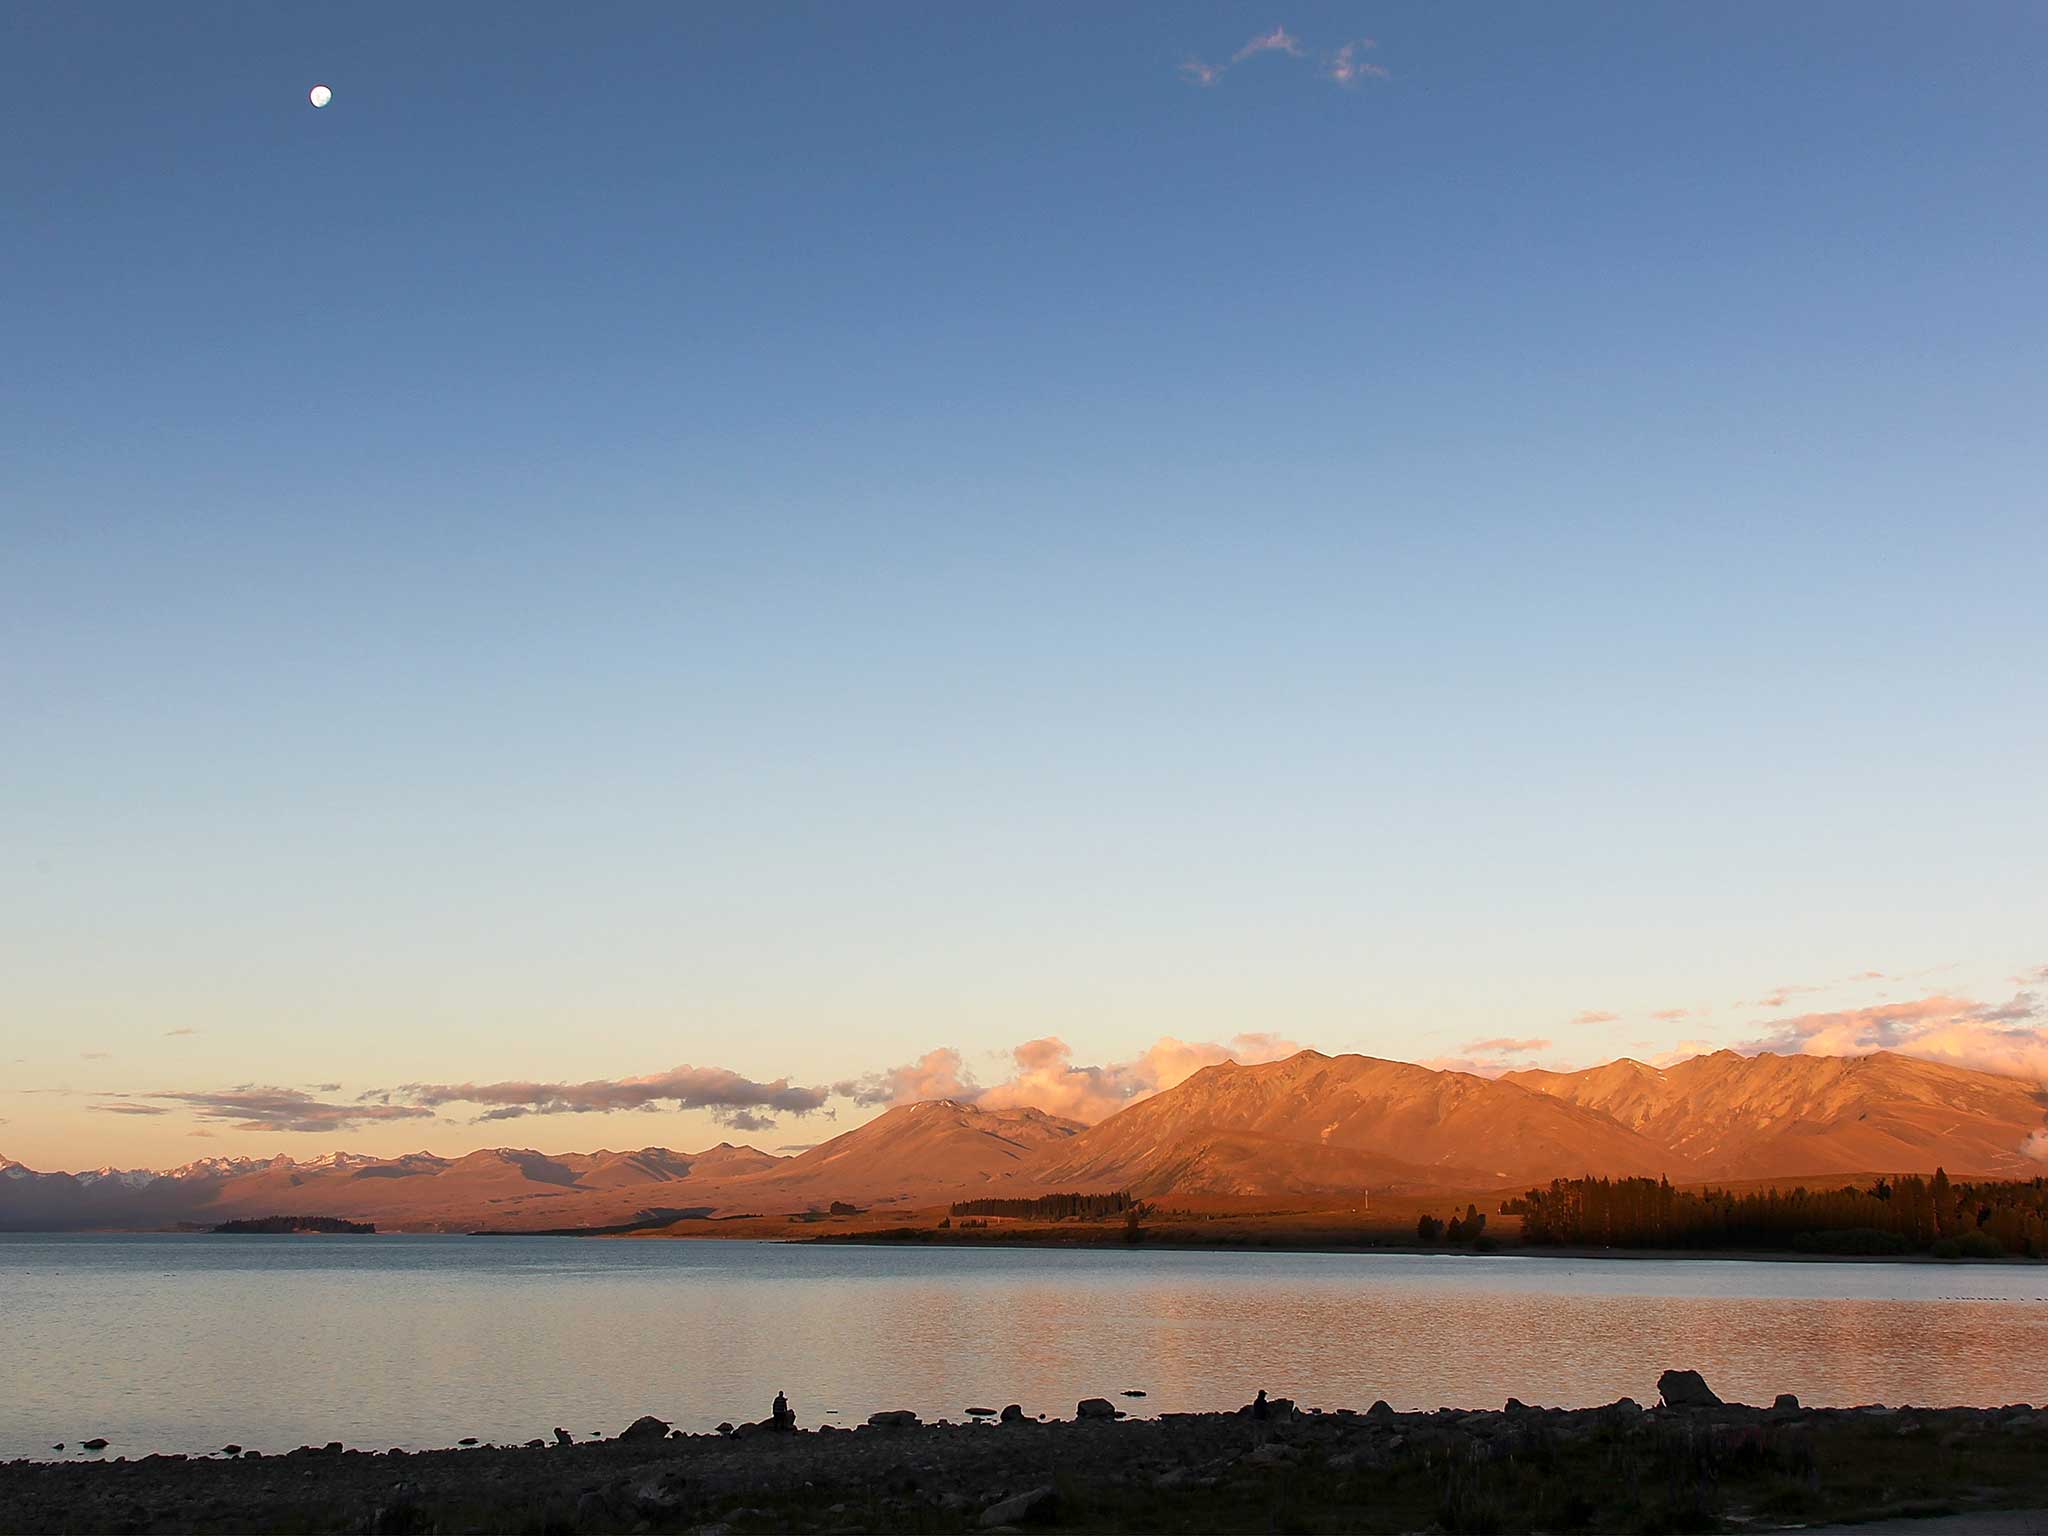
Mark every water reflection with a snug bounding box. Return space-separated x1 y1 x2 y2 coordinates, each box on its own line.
4 1236 2045 1458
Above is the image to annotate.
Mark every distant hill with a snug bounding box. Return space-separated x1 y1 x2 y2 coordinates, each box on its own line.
6 1047 2045 1229
674 1100 1086 1213
0 1143 791 1233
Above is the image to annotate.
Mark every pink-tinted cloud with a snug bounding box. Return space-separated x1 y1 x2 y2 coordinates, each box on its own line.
90 1102 171 1116
1650 1008 1693 1022
1180 57 1223 88
1233 27 1304 63
859 1033 1305 1124
1421 1054 1533 1079
1651 1039 1717 1067
1324 40 1388 87
1740 991 2048 1079
853 1048 975 1106
1571 1010 1621 1026
1460 1036 1551 1055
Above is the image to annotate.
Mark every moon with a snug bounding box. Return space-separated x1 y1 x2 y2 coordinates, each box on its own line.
309 84 332 108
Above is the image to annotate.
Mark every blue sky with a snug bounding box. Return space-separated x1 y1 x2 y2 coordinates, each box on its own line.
5 4 2045 1165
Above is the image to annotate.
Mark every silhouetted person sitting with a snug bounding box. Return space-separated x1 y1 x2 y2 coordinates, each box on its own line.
772 1391 793 1431
1251 1389 1270 1421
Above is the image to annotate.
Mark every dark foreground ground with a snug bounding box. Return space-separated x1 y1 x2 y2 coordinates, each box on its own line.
9 1395 2048 1535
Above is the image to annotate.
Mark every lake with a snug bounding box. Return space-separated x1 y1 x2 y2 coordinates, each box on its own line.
5 1234 2047 1460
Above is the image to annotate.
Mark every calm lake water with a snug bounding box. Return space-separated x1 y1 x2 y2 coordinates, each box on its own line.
6 1234 2048 1460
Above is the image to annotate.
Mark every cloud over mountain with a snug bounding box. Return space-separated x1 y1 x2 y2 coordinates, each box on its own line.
390 1065 835 1131
155 1088 437 1133
1740 991 2048 1080
855 1033 1305 1123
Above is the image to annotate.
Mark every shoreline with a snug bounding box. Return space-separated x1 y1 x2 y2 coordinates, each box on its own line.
786 1232 2046 1264
7 1393 2048 1534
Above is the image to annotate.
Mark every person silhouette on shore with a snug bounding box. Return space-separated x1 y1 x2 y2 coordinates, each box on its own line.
1251 1389 1270 1421
772 1390 793 1431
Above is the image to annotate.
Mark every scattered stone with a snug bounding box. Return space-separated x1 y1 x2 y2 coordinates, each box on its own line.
978 1484 1057 1528
715 1422 735 1436
1773 1393 1801 1413
1657 1369 1722 1408
999 1404 1026 1424
553 1427 573 1446
1122 1389 1147 1397
81 1439 109 1451
523 1439 544 1450
220 1445 241 1458
866 1411 919 1429
1367 1400 1394 1419
456 1438 478 1447
1076 1398 1120 1420
619 1415 671 1444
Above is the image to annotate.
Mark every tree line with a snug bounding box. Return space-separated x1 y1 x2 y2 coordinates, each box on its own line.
1507 1171 2048 1257
948 1191 1134 1220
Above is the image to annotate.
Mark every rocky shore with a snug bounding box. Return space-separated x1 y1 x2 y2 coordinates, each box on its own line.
8 1375 2048 1534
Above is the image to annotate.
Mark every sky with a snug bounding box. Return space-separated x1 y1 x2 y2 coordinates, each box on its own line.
4 3 2045 1170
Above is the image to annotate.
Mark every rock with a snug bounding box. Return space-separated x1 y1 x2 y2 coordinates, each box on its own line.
524 1438 544 1449
1367 1400 1394 1420
1773 1393 1801 1412
220 1445 241 1457
553 1427 573 1446
978 1484 1058 1528
715 1422 735 1436
1121 1389 1147 1397
634 1477 686 1515
1505 1397 1534 1415
999 1404 1026 1424
1243 1442 1299 1466
966 1406 998 1417
325 1441 344 1453
457 1437 479 1447
867 1410 919 1429
81 1438 109 1451
1603 1397 1643 1420
1657 1369 1722 1408
618 1415 671 1443
1076 1397 1119 1420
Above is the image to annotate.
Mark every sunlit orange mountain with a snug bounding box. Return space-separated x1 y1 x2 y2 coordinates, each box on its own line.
5 1049 2043 1230
1501 1048 2048 1180
1020 1050 1685 1196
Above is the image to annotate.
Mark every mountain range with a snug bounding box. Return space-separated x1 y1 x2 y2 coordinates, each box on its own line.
6 1048 2044 1230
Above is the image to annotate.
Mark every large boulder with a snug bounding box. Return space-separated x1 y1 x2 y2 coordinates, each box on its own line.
1657 1370 1722 1408
978 1485 1057 1528
1076 1397 1120 1420
618 1414 671 1443
867 1410 919 1429
999 1404 1027 1424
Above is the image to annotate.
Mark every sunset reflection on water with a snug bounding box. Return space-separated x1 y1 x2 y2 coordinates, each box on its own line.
6 1236 2046 1459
